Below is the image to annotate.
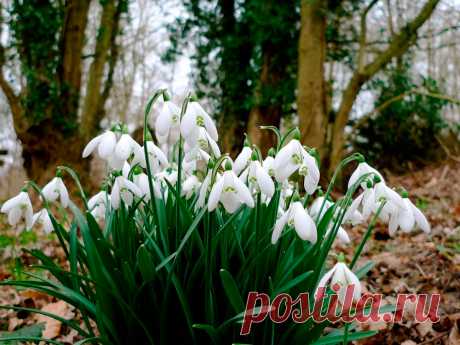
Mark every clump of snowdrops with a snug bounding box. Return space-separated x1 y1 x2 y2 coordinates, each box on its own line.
0 90 430 345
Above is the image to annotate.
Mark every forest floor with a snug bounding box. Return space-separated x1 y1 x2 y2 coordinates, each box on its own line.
0 160 459 344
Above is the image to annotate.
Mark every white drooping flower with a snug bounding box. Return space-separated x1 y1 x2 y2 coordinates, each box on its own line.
273 139 319 194
240 159 275 201
155 101 181 146
88 191 110 220
1 191 34 229
195 171 216 210
32 209 53 234
309 196 334 222
348 162 383 191
114 134 140 162
156 169 178 186
110 175 143 209
208 168 254 213
271 201 317 244
132 141 168 172
180 101 218 143
133 173 161 201
263 156 275 177
42 177 70 208
309 196 352 244
82 130 117 160
233 146 252 176
317 262 362 303
182 175 201 199
184 127 220 158
388 196 431 236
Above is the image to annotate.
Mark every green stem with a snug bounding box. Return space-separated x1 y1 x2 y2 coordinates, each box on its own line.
350 200 386 269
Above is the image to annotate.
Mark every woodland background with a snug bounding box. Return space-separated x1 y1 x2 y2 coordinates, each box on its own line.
0 0 459 343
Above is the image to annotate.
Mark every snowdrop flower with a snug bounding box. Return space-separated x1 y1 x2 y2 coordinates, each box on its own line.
114 134 140 162
181 101 218 143
195 171 215 210
273 139 319 194
182 175 201 199
82 130 117 159
233 146 252 175
388 196 430 236
1 191 34 229
42 176 70 208
240 159 275 201
133 173 161 201
88 191 109 220
208 165 254 213
263 155 275 177
309 196 334 222
348 162 383 191
111 175 143 209
155 101 181 145
271 201 317 244
156 169 178 186
184 127 220 158
132 141 168 172
317 262 361 303
32 209 53 234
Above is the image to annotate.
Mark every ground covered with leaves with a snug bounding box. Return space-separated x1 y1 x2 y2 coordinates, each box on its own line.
0 160 459 344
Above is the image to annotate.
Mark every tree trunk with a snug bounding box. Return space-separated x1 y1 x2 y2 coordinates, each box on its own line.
297 0 328 154
59 0 91 121
247 43 283 154
80 0 118 142
329 74 365 176
327 0 440 176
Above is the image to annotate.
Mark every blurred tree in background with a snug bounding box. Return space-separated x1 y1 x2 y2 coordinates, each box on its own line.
165 0 299 155
0 0 128 181
351 57 449 171
167 0 444 174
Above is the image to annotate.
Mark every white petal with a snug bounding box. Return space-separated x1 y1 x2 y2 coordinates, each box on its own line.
8 207 22 226
317 266 336 289
1 192 26 213
207 177 224 211
409 200 430 233
82 134 102 158
398 199 415 232
111 180 121 210
344 265 362 301
220 191 241 213
336 227 351 244
271 211 289 244
292 202 317 243
256 165 274 199
42 178 59 202
57 178 70 208
98 131 117 159
124 179 143 197
233 172 254 208
115 134 135 161
233 147 252 175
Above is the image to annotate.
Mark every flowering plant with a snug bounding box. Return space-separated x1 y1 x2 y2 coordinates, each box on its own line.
0 90 430 345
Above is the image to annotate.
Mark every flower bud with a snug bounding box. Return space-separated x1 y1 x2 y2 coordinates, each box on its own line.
267 148 276 157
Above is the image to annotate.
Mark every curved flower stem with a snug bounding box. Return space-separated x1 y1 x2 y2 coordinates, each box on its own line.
350 200 386 269
57 165 88 210
143 89 167 212
259 126 281 152
175 93 192 237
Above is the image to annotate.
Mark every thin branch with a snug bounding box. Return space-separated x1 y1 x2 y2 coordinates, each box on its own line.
358 0 379 72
